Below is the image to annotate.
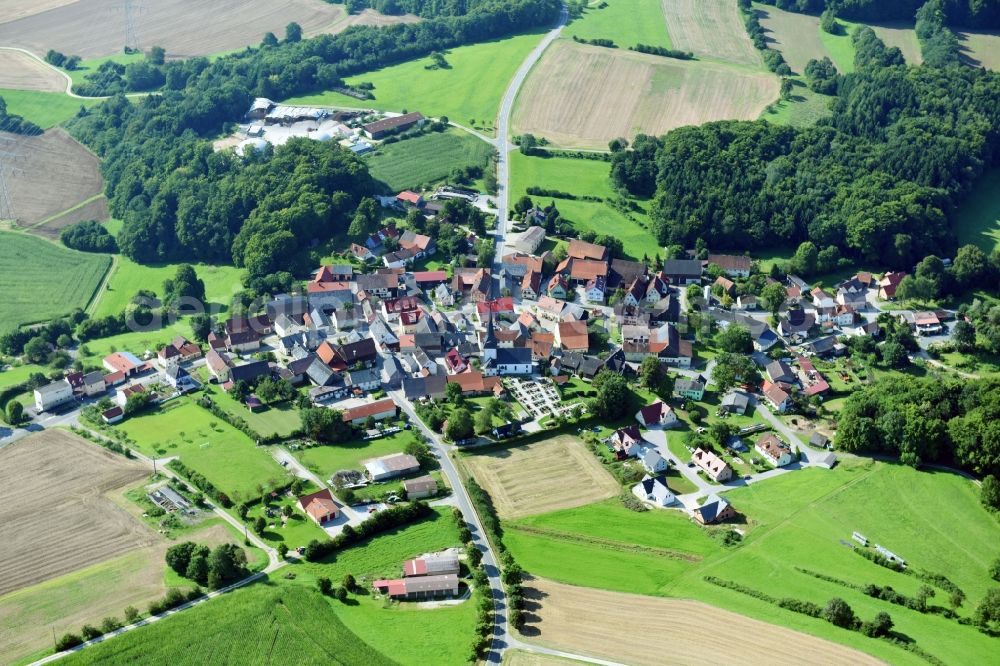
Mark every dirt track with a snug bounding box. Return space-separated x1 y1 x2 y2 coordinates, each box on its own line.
463 434 618 519
0 50 66 92
0 429 154 597
521 578 885 666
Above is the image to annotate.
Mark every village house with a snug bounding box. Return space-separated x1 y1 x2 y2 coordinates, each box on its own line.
756 433 794 467
632 474 676 506
342 398 397 425
635 401 678 428
641 449 669 474
557 320 590 352
611 425 646 459
546 275 569 300
706 254 751 278
33 379 74 412
720 390 751 415
878 271 906 300
692 448 733 482
761 380 792 412
674 378 706 401
693 494 736 524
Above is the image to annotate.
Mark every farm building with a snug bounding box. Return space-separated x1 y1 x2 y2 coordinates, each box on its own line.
373 573 460 600
661 259 703 284
297 488 339 525
103 351 144 377
33 379 74 412
403 475 439 500
403 552 460 577
101 406 124 424
693 494 736 525
342 398 397 425
365 453 421 481
363 112 425 139
512 226 546 254
632 474 675 506
706 254 751 278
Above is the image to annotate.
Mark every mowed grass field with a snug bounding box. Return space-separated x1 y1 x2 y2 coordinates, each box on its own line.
507 459 1000 665
508 151 659 260
521 578 883 666
958 30 1000 69
111 400 290 502
365 128 493 191
298 429 421 479
662 0 761 66
954 168 1000 252
198 373 301 439
512 41 778 149
462 435 619 519
91 257 244 319
0 231 110 333
76 319 194 366
61 583 395 666
563 0 672 49
285 31 546 132
0 87 95 129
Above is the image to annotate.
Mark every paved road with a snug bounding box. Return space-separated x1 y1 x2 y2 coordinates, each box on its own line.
492 3 569 293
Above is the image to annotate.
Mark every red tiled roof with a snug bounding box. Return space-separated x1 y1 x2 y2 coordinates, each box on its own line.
567 239 608 261
342 398 397 422
396 191 423 205
413 270 448 283
476 297 514 315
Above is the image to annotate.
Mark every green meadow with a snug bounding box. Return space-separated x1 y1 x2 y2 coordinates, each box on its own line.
283 31 546 132
506 459 1000 665
954 168 1000 253
365 128 493 191
111 400 289 502
0 231 110 334
197 370 301 438
563 0 672 50
508 152 659 260
0 89 96 129
297 430 421 480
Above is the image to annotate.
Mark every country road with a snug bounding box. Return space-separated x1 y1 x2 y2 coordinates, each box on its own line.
492 3 569 294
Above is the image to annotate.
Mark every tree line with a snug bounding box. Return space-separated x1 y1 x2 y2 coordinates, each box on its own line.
610 28 1000 270
753 0 1000 28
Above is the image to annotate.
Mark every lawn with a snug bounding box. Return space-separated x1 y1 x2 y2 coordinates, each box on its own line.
110 400 290 503
288 506 476 666
760 79 834 127
91 256 244 319
297 429 421 480
198 371 301 438
77 319 194 367
245 489 328 550
0 361 47 393
365 128 493 192
508 152 658 260
508 459 1000 665
0 231 111 334
818 21 857 73
563 0 671 49
61 583 395 665
954 168 1000 253
0 89 96 129
284 31 547 133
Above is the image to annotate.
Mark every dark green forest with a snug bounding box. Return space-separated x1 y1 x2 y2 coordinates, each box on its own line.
611 28 1000 270
756 0 1000 27
68 0 559 288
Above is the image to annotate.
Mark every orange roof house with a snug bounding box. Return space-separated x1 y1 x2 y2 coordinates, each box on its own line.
298 488 339 525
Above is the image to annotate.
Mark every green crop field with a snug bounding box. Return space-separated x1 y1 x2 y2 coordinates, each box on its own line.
297 429 420 480
283 31 546 132
288 506 475 665
0 231 110 334
365 128 493 192
509 152 659 260
507 460 1000 665
110 400 289 502
0 89 96 129
61 583 395 665
954 168 1000 252
92 256 244 319
563 0 672 50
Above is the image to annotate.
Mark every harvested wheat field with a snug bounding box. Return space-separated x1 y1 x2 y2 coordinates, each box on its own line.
522 578 884 666
0 429 154 597
0 521 237 664
503 650 582 666
0 0 79 25
0 0 345 60
2 128 106 228
512 42 778 149
662 0 760 66
462 435 618 519
331 8 420 32
0 50 66 92
870 23 922 65
756 6 827 74
958 30 1000 70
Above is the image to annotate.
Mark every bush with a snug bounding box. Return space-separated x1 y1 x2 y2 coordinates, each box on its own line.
823 597 857 629
55 633 83 651
80 624 102 641
318 577 332 595
123 606 140 623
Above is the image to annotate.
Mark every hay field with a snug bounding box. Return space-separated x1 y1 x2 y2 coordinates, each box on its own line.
871 23 922 65
0 430 153 597
756 6 827 74
0 0 346 60
512 41 778 149
0 50 65 92
332 8 420 32
462 435 618 519
0 0 79 24
958 30 1000 70
662 0 760 66
0 522 236 664
521 578 884 666
3 128 105 228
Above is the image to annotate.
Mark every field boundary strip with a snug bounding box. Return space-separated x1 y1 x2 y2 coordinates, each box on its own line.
507 524 704 562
